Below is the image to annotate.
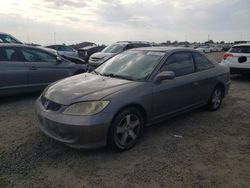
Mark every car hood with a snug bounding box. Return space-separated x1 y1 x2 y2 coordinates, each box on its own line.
44 73 135 105
91 52 115 59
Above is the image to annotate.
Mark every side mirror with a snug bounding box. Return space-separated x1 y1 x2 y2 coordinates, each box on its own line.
154 71 175 83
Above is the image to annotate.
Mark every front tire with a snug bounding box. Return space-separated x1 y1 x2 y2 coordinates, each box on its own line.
108 107 144 151
207 86 223 111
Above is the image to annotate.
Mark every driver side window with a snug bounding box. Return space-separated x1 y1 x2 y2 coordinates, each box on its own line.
161 52 195 77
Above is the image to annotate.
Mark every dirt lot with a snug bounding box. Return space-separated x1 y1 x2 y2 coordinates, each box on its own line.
0 52 249 188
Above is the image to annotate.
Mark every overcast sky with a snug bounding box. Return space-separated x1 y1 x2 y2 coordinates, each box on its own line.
0 0 249 45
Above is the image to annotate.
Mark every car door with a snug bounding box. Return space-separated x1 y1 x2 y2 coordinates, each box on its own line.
192 52 217 103
0 47 28 91
21 47 71 86
152 52 200 119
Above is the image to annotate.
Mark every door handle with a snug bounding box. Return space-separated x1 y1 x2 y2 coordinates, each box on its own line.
30 66 38 70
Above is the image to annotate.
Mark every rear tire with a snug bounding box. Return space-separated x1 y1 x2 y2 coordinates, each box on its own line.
107 107 144 151
207 86 223 111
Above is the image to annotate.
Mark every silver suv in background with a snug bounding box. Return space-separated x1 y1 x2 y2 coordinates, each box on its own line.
221 43 250 74
88 41 151 68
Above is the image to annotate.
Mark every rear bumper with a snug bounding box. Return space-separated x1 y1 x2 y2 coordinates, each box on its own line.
221 62 250 74
230 67 250 74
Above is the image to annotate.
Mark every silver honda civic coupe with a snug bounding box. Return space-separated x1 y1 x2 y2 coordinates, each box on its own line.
35 47 230 151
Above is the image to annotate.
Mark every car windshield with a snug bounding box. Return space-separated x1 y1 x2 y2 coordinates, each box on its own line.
230 46 250 53
0 34 20 44
102 43 126 53
95 50 165 81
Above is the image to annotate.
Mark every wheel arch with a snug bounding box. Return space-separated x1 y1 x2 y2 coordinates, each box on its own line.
112 103 148 126
106 103 148 149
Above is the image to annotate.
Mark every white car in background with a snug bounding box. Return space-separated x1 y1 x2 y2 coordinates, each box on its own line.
196 46 212 53
221 43 250 74
215 45 223 52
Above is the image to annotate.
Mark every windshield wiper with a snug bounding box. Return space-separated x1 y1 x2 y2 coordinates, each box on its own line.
102 73 134 81
92 69 102 76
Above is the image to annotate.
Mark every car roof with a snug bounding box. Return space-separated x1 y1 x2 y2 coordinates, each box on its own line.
233 43 250 47
130 46 194 52
80 45 98 50
0 43 34 48
116 41 151 45
0 43 58 55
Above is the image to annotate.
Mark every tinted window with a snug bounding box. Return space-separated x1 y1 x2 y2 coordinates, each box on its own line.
22 48 57 63
132 44 142 48
193 52 214 71
133 43 150 48
58 46 74 52
161 52 195 77
230 46 250 53
0 47 23 61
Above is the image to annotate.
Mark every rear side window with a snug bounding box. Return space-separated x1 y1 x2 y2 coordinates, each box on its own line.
22 48 57 63
230 46 250 53
193 52 214 71
0 47 23 61
161 52 195 77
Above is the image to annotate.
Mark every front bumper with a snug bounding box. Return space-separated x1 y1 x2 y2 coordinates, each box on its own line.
35 98 114 149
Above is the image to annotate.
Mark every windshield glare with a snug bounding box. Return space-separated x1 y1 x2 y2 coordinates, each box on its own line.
95 51 165 81
102 43 126 53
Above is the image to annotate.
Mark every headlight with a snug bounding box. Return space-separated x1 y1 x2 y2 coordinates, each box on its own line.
63 101 110 116
99 56 110 63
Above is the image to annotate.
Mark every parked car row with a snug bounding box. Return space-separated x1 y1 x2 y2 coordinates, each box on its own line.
0 32 232 151
196 45 223 53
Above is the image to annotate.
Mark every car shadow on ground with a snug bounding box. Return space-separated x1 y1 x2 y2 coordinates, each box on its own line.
46 107 208 156
0 92 41 104
230 74 250 81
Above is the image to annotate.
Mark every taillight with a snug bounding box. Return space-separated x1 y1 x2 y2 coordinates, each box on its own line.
223 52 233 60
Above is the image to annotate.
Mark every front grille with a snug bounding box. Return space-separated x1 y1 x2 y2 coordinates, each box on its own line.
40 96 62 111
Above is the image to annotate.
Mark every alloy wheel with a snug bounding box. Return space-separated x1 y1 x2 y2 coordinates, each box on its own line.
114 114 141 148
211 88 222 109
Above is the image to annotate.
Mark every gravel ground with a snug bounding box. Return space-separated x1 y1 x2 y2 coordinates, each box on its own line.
0 52 249 188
